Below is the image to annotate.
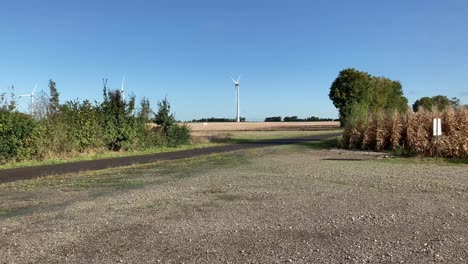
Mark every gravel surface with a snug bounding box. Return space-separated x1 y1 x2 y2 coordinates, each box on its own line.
0 145 467 263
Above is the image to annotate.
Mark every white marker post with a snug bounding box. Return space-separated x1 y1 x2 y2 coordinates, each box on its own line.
433 118 442 158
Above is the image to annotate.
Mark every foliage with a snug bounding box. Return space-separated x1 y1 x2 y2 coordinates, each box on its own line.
154 98 191 147
0 110 37 162
282 116 338 122
329 68 408 125
0 81 190 163
48 79 60 115
166 124 191 146
154 97 175 133
190 117 246 122
413 95 451 112
450 97 461 109
265 116 282 122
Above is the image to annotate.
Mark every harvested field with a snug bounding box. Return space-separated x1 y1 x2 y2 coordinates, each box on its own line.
1 141 467 263
183 121 340 132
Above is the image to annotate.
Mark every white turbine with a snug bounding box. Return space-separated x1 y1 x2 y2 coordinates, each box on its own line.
120 76 125 101
231 75 241 123
18 83 37 116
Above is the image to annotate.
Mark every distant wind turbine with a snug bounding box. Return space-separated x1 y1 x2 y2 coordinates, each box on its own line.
231 75 241 122
18 84 37 116
120 76 125 101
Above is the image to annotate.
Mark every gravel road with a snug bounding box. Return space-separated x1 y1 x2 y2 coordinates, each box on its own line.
1 144 467 263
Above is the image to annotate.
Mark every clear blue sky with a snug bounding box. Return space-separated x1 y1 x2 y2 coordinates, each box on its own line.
1 0 467 121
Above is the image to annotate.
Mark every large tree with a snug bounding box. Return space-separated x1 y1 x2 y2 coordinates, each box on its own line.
412 95 451 112
329 68 407 125
329 69 372 125
48 79 60 115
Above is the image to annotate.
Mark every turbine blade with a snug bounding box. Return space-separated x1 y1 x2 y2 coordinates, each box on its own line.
231 77 236 83
237 75 241 82
32 84 37 95
121 76 125 91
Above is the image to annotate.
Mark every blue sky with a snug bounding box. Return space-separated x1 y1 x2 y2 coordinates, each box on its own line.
1 0 467 121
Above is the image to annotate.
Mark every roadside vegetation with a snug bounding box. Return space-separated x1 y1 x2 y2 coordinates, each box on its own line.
329 68 467 159
0 80 190 165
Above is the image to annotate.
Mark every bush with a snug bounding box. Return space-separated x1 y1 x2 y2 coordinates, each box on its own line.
0 79 191 164
0 110 37 163
166 124 191 147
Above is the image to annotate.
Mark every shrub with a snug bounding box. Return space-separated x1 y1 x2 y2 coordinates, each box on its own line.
166 124 191 147
0 110 37 163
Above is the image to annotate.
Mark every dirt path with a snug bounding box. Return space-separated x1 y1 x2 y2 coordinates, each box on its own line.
0 132 341 184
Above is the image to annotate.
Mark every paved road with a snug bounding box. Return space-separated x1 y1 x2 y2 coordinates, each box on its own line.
0 133 341 184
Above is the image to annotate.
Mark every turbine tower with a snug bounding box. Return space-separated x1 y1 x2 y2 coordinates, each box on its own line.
120 76 125 101
18 84 37 116
232 75 241 123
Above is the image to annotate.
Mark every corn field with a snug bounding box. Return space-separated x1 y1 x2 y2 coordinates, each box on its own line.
342 108 468 158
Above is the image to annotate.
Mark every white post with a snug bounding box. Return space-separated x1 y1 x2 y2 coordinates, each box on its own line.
433 118 442 158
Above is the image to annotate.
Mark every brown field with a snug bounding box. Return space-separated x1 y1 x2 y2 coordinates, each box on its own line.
181 121 340 132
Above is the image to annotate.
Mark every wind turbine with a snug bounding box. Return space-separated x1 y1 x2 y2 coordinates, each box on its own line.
120 76 125 101
231 75 241 123
18 84 37 116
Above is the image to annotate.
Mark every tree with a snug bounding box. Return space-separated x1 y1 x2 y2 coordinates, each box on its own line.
265 116 281 122
153 97 191 146
48 79 60 115
371 78 407 113
329 68 408 125
137 97 152 122
450 97 461 109
413 95 451 112
99 86 132 151
154 97 175 133
329 68 373 125
284 116 300 122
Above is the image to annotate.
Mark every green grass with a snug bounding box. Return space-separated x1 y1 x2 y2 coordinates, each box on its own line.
0 130 342 170
0 150 254 191
294 137 341 150
380 156 468 167
226 129 342 143
0 142 221 170
0 210 9 217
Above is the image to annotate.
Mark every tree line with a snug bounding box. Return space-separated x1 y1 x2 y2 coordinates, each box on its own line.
264 116 337 122
190 117 246 122
0 80 190 164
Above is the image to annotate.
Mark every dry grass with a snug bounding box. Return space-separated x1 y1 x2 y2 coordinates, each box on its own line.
343 108 468 158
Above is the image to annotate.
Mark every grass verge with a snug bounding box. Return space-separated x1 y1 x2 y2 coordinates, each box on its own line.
0 142 221 170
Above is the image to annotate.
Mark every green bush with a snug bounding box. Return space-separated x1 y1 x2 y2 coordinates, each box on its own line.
166 124 191 147
0 79 191 164
0 110 37 163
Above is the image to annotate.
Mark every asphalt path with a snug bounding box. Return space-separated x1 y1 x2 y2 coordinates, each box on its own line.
0 133 341 184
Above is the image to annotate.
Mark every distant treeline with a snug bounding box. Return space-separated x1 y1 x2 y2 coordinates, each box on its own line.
0 79 190 164
264 116 338 122
190 117 246 122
